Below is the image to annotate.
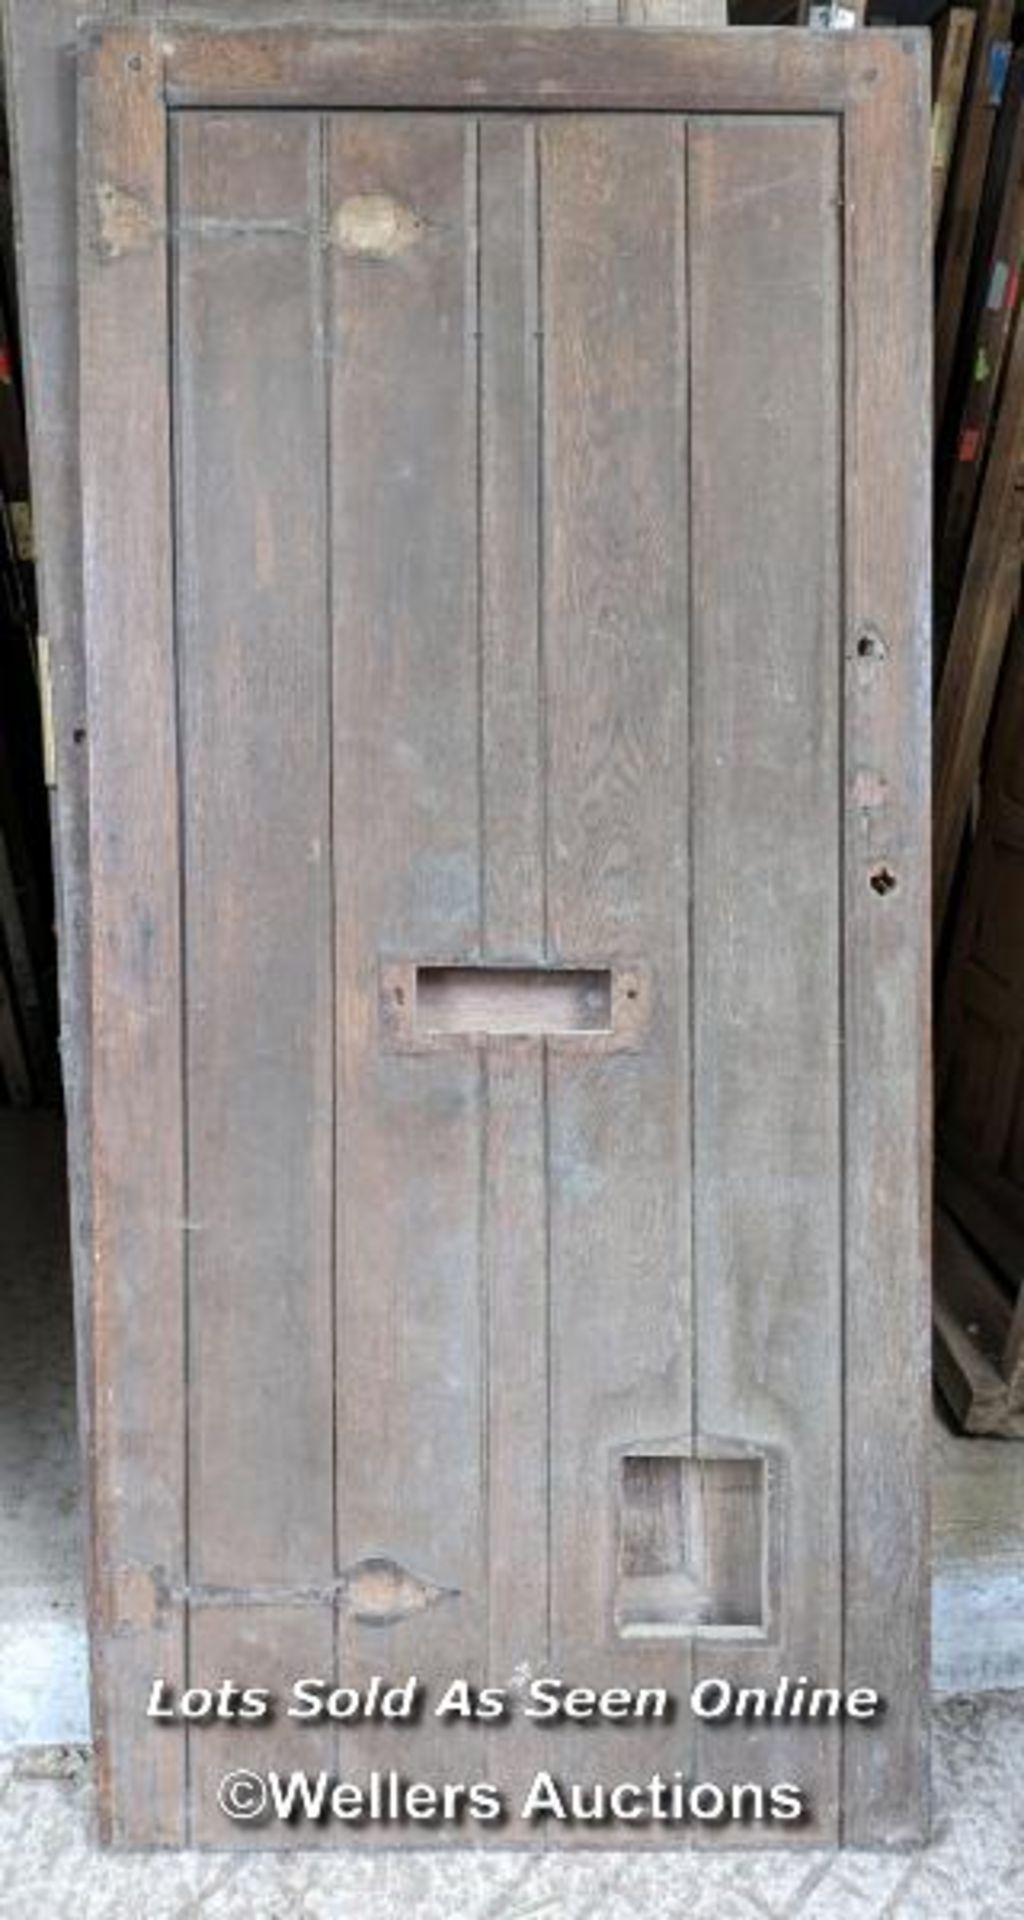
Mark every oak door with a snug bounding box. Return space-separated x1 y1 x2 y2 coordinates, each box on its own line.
79 26 931 1849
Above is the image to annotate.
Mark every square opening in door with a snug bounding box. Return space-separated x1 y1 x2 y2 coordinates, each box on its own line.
616 1453 765 1638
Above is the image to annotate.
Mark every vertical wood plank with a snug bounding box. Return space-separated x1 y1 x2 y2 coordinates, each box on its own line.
477 118 550 1815
329 113 486 1807
688 113 843 1844
190 1604 336 1848
78 26 186 1845
174 109 334 1592
542 114 696 1808
930 9 976 240
172 110 336 1844
844 42 932 1845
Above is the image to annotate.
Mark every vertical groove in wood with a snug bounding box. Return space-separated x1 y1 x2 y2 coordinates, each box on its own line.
683 114 699 1512
318 104 342 1795
842 47 931 1845
167 112 193 1845
477 120 549 1814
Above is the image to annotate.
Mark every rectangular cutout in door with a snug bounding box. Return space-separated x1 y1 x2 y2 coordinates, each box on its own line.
380 959 649 1049
616 1453 766 1638
418 965 611 1034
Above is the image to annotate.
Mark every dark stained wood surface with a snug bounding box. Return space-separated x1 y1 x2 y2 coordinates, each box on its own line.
687 111 842 1843
841 43 931 1845
31 9 934 1851
77 28 186 1845
541 110 696 1812
170 110 338 1842
155 23 915 112
328 109 489 1808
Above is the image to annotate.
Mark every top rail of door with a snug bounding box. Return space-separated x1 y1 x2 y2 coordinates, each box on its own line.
82 23 927 117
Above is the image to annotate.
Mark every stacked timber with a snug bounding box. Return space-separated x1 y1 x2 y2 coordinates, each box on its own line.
931 5 1024 1432
0 97 56 1105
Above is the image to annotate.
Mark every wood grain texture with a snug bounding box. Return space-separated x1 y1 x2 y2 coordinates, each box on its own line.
0 5 652 1820
623 0 727 23
328 112 487 1814
842 39 932 1846
188 1602 336 1848
688 112 843 1846
542 112 697 1808
931 8 975 240
476 120 550 1825
159 24 912 113
479 118 543 962
170 111 336 1844
174 110 334 1595
78 27 186 1845
60 12 931 1851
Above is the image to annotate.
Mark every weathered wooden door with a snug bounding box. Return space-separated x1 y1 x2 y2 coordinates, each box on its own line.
79 26 931 1849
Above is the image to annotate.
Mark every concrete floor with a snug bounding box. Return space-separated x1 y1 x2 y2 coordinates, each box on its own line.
0 1114 88 1749
2 1111 1024 1911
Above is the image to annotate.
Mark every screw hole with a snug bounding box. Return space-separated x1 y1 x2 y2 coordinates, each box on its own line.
856 629 885 661
869 864 897 897
126 52 143 72
73 726 86 745
625 986 638 1001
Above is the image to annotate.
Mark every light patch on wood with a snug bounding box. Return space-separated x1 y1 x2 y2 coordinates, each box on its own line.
851 765 889 812
335 193 424 260
107 1562 171 1631
94 182 159 259
337 1555 455 1626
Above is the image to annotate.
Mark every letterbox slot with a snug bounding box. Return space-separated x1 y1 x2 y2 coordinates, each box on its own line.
415 965 613 1036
